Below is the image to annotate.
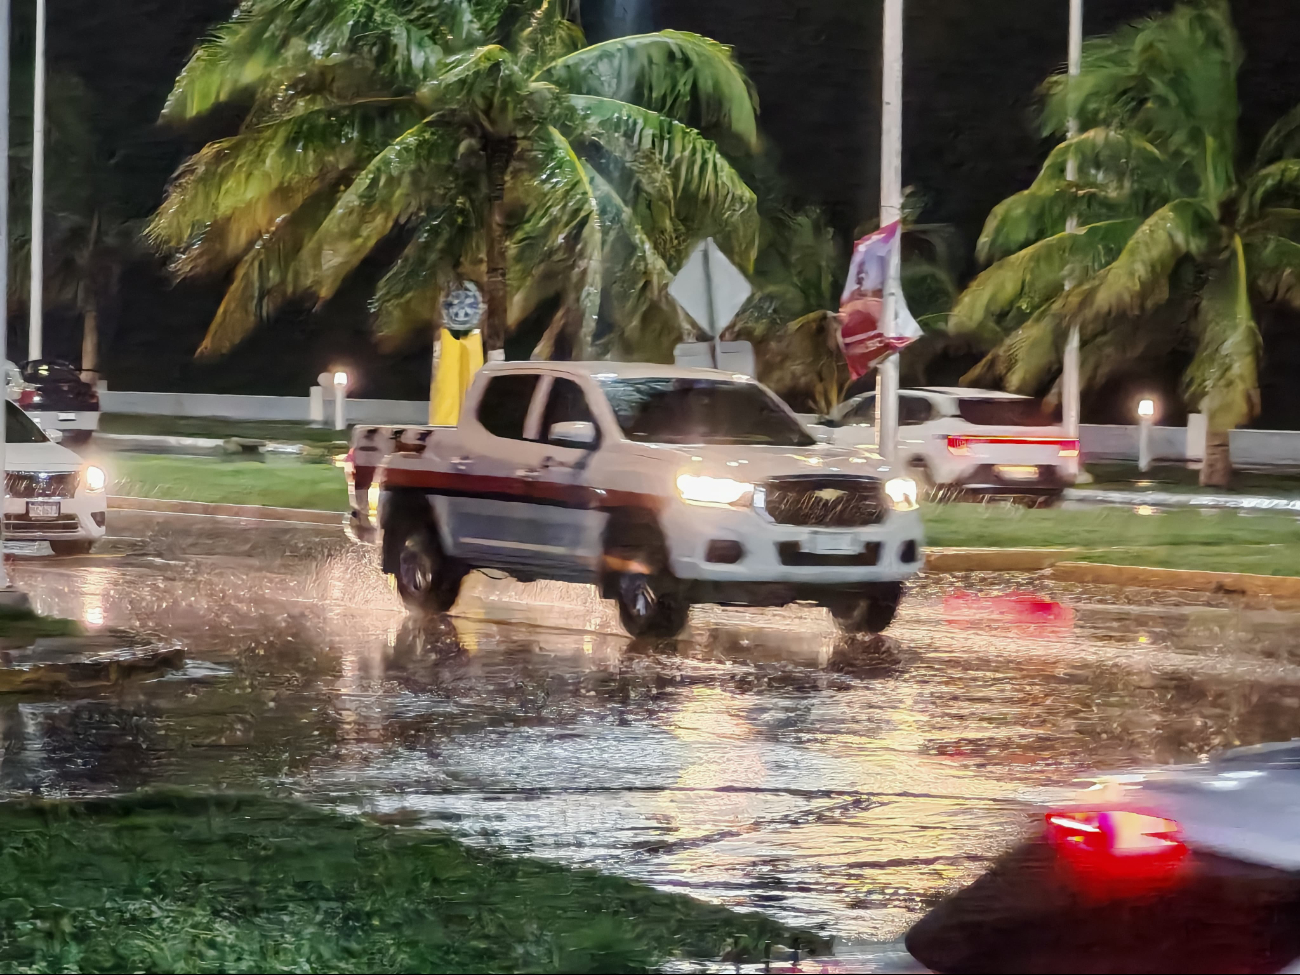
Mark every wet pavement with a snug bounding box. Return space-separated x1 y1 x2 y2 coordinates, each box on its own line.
5 510 1300 961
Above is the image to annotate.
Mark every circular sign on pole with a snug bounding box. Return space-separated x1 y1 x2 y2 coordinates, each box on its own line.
441 282 484 333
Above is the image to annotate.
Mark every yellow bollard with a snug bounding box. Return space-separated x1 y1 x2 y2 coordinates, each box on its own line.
429 328 484 425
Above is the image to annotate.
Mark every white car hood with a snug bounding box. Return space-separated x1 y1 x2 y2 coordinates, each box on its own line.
631 441 893 483
4 441 82 472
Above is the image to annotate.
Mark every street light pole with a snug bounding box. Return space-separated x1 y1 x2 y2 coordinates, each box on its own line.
27 0 44 362
875 0 904 464
1061 0 1083 437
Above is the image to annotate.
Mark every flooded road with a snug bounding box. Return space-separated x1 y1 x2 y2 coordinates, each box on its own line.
5 510 1300 954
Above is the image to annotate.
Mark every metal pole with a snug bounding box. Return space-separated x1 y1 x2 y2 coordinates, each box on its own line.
702 238 720 368
27 0 43 362
0 0 10 590
334 383 346 431
1138 417 1152 473
875 0 903 463
1062 0 1083 438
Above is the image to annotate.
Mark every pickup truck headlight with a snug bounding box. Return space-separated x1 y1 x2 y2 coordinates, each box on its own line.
676 474 754 507
84 465 107 493
885 476 919 511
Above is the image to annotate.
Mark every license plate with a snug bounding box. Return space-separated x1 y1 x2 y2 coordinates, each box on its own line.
802 532 860 555
995 465 1041 481
57 413 76 422
26 501 60 520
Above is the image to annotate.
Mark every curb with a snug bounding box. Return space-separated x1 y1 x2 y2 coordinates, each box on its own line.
1049 561 1300 599
925 548 1078 572
109 496 343 526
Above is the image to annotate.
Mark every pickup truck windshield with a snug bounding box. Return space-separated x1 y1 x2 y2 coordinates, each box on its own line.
6 402 48 443
597 378 815 446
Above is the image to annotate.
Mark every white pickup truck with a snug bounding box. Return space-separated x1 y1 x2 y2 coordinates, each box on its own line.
346 361 925 638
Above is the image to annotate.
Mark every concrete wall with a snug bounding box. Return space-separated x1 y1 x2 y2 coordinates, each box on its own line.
101 390 428 425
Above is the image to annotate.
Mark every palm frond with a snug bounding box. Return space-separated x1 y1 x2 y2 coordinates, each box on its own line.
149 100 420 278
1245 231 1300 312
162 0 458 122
976 127 1175 263
1241 160 1300 219
536 30 759 151
566 94 758 270
1060 198 1219 342
415 45 535 136
371 200 482 347
514 0 584 74
196 188 342 357
1255 103 1300 169
293 120 465 303
1039 0 1240 202
1184 234 1260 429
950 217 1141 345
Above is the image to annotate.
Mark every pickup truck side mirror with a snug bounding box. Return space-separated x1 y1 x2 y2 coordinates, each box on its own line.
46 428 63 444
548 420 597 449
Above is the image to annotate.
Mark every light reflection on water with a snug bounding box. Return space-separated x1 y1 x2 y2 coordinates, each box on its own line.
4 513 1300 947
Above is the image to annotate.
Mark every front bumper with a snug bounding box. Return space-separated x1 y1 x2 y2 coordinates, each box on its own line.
4 494 107 541
661 501 924 586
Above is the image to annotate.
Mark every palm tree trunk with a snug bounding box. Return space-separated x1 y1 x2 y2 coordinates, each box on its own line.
1200 427 1232 487
483 137 515 357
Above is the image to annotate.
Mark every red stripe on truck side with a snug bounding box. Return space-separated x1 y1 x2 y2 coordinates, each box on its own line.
381 465 663 512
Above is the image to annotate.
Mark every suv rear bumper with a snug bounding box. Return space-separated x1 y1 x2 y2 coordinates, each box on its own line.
954 464 1072 498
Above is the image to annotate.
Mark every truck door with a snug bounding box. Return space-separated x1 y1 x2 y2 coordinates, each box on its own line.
442 371 548 568
521 377 608 575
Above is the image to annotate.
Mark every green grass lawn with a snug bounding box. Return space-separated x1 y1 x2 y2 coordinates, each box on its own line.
923 502 1300 575
110 454 350 511
101 413 351 446
1086 463 1300 496
0 792 816 974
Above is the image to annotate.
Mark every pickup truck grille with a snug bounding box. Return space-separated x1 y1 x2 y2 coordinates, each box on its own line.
761 476 886 527
6 471 77 498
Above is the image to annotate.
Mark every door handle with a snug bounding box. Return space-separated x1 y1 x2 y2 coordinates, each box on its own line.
516 467 543 480
450 456 472 469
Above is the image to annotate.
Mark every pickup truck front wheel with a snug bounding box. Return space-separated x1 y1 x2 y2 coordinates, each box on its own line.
615 573 690 639
392 522 466 616
827 582 903 635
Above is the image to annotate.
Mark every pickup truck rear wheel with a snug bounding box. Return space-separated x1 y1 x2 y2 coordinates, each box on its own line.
827 582 903 634
393 522 466 616
615 573 690 639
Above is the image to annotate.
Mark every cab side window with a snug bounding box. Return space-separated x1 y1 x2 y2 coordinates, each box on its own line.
540 378 600 446
477 374 541 440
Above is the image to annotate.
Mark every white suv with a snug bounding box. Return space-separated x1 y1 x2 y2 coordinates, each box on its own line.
819 387 1079 503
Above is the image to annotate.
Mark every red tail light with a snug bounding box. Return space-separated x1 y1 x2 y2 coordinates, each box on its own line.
17 389 36 407
1047 810 1187 893
946 435 971 455
1058 439 1080 458
1047 810 1184 856
947 435 1080 456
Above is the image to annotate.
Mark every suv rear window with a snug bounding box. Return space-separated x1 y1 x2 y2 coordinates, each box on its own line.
477 374 540 440
957 397 1060 426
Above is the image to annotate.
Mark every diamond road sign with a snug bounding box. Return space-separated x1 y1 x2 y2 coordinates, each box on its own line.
668 238 752 338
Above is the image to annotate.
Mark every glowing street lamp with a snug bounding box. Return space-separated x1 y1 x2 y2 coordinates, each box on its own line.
1137 397 1157 473
333 370 349 431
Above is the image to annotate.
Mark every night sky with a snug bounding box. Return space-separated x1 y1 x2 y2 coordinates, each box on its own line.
32 0 1300 421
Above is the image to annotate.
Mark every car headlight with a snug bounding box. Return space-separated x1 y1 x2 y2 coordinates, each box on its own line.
676 473 754 507
84 465 107 493
885 476 919 511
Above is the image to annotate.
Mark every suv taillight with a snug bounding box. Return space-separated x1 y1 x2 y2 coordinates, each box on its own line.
1058 439 1080 458
946 435 971 455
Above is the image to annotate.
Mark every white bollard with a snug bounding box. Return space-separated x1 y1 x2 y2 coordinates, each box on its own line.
333 371 348 431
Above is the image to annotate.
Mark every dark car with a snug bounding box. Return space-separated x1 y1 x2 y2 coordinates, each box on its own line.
18 359 100 445
906 742 1300 974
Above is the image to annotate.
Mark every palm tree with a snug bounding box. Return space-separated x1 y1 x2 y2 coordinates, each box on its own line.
948 0 1300 486
148 0 760 364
